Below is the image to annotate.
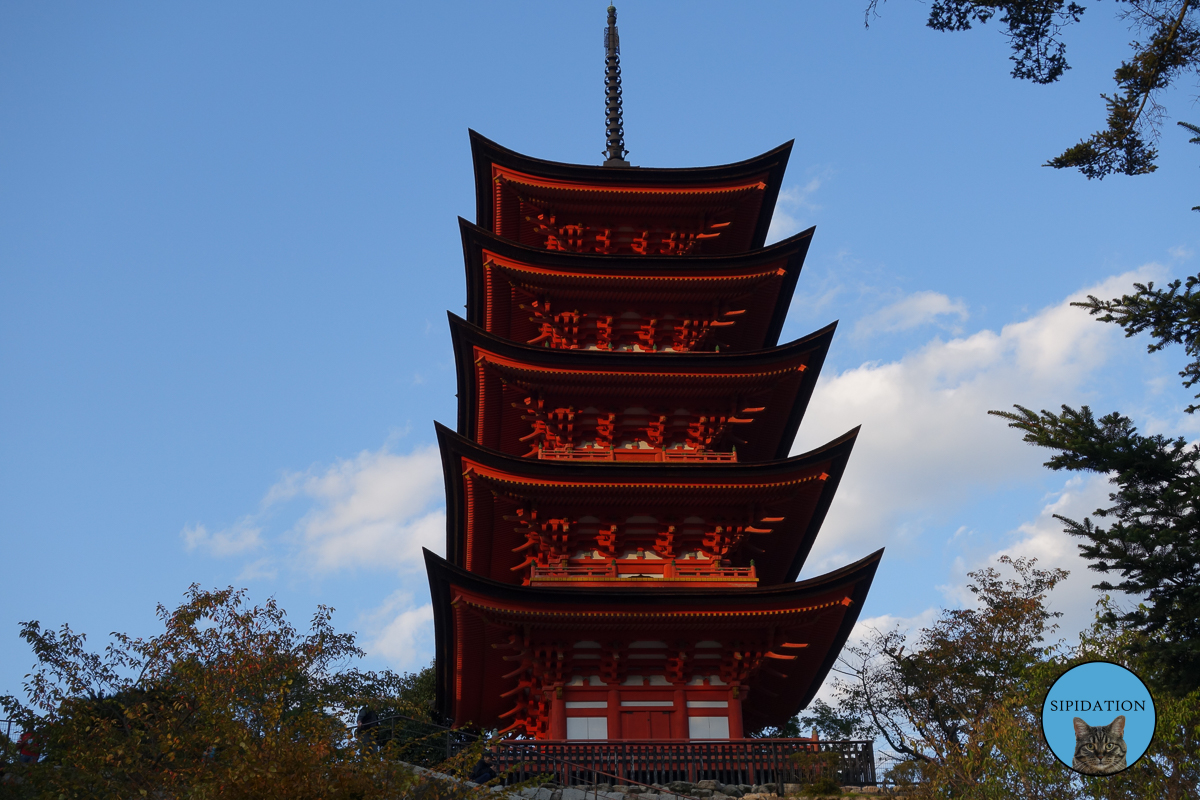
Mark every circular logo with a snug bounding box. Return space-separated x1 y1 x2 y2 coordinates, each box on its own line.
1041 661 1156 776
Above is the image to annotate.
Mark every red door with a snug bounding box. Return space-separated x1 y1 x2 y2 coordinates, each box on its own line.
621 710 673 739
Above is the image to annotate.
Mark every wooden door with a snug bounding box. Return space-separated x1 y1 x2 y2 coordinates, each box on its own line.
621 710 673 739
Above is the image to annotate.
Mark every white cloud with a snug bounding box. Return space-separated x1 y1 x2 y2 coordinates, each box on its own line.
183 442 446 577
991 474 1126 638
362 592 435 671
855 290 968 337
181 519 262 557
815 473 1115 707
794 266 1163 574
767 175 826 243
236 557 279 582
181 442 447 672
285 444 445 573
810 607 940 709
848 608 940 649
884 476 1127 653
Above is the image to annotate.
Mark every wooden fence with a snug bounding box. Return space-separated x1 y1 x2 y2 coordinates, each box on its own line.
492 739 876 788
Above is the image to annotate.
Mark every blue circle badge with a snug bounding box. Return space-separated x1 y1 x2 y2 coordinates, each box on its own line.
1041 661 1156 776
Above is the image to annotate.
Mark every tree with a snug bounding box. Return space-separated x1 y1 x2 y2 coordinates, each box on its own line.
0 585 473 800
1179 120 1200 209
866 1 1200 179
829 560 1200 798
833 556 1070 796
1071 601 1200 799
797 699 870 741
991 276 1200 695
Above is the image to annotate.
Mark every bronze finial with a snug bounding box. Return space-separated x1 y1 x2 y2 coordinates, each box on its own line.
603 5 630 167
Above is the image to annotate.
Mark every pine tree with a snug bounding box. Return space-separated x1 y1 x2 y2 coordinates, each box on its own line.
991 277 1200 695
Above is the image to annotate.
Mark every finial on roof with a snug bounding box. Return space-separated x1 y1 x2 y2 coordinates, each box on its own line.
603 5 629 167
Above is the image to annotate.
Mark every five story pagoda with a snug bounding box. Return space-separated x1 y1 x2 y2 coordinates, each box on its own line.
424 6 881 742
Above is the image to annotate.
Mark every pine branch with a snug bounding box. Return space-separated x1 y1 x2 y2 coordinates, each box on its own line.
989 402 1200 692
1072 275 1200 412
1047 0 1198 178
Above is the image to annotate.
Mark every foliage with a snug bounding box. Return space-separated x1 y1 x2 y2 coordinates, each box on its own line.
1071 603 1200 798
829 560 1200 797
833 556 1069 793
1078 275 1200 411
1180 120 1200 210
990 275 1200 695
748 698 868 740
787 750 843 794
866 1 1200 179
746 714 804 739
0 585 474 800
391 661 438 719
797 699 869 741
875 0 1088 84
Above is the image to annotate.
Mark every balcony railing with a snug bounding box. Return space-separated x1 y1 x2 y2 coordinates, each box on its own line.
528 559 757 585
360 715 877 789
494 739 877 788
538 446 737 463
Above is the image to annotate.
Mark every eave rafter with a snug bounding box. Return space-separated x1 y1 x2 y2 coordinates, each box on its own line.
427 548 881 732
451 314 833 463
437 424 857 588
470 130 792 255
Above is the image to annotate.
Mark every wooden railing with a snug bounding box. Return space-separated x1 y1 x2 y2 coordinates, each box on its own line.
529 560 757 584
493 739 876 788
538 447 738 463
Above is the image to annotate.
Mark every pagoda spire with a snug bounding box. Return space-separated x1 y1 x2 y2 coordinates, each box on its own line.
602 5 630 167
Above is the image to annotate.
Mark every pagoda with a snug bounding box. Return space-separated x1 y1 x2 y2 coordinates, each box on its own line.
424 6 881 742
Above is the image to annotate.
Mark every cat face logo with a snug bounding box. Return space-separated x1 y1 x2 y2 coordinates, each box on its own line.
1040 662 1155 776
1072 715 1127 775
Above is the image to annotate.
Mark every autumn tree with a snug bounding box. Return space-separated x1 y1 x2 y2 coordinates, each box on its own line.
834 578 1200 797
867 1 1200 179
0 586 474 800
1068 602 1200 799
833 557 1074 796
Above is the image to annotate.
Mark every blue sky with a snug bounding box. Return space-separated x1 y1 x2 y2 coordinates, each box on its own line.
3 2 1198 699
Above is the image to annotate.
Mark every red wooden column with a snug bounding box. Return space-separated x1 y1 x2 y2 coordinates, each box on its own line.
671 688 687 739
550 688 567 740
728 686 744 739
607 687 621 740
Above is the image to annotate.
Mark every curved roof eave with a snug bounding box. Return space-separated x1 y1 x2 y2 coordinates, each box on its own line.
426 545 882 727
448 312 835 372
469 130 794 252
433 422 860 582
425 545 882 610
448 314 836 459
426 545 881 727
459 218 814 349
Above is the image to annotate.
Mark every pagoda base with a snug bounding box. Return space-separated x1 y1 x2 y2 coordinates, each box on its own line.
491 738 876 789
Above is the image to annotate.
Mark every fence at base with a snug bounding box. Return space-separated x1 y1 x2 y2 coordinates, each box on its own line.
493 739 876 788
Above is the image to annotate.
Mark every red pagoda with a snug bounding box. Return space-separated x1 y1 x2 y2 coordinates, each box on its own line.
424 7 881 742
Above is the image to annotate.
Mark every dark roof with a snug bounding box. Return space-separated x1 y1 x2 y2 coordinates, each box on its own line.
449 313 836 462
425 546 882 731
470 130 793 252
459 218 814 351
434 422 858 586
